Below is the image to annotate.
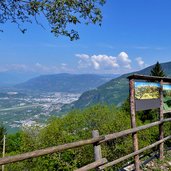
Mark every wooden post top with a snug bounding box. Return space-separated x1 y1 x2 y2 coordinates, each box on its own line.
127 74 171 82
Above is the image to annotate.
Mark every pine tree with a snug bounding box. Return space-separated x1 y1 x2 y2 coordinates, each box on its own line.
150 61 166 77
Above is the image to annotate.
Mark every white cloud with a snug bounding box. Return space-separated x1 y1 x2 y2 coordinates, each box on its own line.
76 54 89 60
77 56 92 69
117 52 132 69
76 54 119 70
91 58 100 69
91 55 119 70
135 57 145 68
76 52 131 71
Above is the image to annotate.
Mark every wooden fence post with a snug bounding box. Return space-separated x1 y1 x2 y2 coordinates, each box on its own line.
2 135 5 171
159 80 164 159
129 79 140 171
92 130 102 170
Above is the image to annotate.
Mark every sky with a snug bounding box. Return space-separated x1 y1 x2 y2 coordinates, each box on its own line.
1 0 171 75
135 82 160 88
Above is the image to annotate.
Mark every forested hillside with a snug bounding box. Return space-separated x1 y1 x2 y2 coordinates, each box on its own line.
2 104 170 170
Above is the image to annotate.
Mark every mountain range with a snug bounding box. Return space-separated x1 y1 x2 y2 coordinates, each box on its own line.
67 61 171 109
1 62 171 112
15 73 119 93
0 71 39 87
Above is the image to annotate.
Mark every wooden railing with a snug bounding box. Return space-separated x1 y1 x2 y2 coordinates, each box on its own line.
0 118 171 171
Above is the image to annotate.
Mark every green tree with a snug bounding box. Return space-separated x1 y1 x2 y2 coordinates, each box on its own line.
6 105 133 170
5 105 160 170
0 0 105 40
6 132 22 153
150 61 166 77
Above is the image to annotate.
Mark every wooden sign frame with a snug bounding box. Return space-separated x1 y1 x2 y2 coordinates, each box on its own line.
127 74 171 171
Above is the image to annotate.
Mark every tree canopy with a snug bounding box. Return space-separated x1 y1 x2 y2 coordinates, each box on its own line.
150 61 166 77
5 104 168 170
0 0 105 40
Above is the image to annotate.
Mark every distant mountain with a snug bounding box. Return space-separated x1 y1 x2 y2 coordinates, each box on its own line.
15 73 119 93
68 61 171 109
0 72 39 87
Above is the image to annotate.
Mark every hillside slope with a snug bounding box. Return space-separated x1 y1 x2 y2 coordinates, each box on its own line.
70 62 171 108
15 73 118 93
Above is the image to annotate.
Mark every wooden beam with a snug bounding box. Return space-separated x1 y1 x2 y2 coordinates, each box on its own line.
92 130 102 161
75 158 107 171
2 135 5 171
100 118 171 144
0 136 104 166
99 135 171 170
159 80 164 159
127 74 171 82
92 130 102 171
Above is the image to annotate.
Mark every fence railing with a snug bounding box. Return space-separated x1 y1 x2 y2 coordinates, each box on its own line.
0 118 171 171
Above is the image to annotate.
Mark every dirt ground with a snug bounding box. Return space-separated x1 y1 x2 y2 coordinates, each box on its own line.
142 151 171 171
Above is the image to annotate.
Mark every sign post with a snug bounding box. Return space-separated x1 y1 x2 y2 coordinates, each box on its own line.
2 135 5 171
129 78 140 171
159 80 164 159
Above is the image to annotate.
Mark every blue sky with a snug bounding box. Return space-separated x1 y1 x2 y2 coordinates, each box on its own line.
0 0 171 75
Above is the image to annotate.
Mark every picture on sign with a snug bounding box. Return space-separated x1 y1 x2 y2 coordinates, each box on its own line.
163 84 171 112
135 82 160 100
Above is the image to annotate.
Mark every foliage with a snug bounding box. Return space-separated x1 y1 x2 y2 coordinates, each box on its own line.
6 132 22 153
0 0 105 40
4 104 167 170
163 89 171 112
4 105 128 170
120 97 130 114
72 76 129 109
150 61 166 77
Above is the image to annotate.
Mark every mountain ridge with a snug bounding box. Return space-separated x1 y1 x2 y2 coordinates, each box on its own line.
15 73 119 93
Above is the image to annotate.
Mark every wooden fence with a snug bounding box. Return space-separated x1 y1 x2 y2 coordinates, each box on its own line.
0 118 171 171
